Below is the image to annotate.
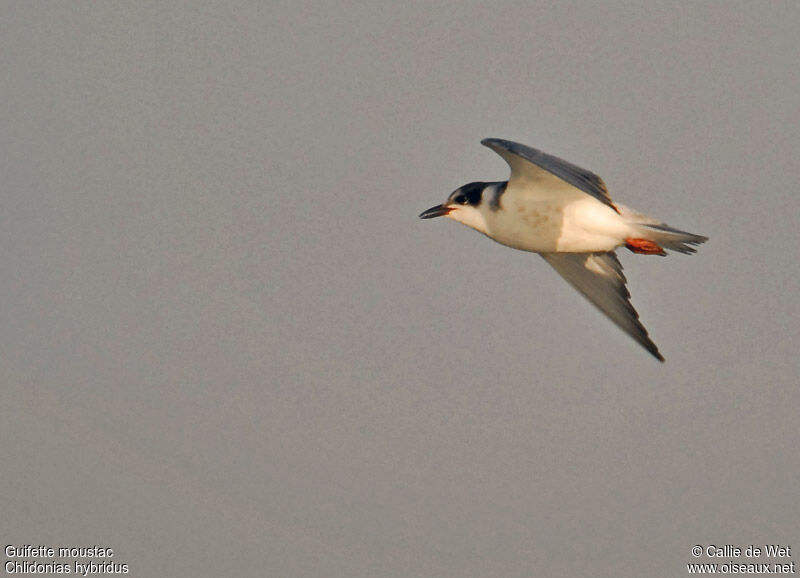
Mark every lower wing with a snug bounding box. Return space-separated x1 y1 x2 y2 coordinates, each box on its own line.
540 252 664 361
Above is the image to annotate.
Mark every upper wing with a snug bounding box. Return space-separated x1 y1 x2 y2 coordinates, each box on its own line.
540 251 664 361
481 138 617 212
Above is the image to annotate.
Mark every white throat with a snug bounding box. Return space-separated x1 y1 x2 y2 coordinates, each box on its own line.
445 204 490 235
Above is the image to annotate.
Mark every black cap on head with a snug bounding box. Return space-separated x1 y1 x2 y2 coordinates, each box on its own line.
448 182 486 207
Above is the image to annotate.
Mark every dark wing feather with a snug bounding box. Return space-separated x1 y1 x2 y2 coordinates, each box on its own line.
481 138 617 212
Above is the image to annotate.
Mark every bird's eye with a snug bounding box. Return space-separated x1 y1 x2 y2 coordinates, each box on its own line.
455 194 468 205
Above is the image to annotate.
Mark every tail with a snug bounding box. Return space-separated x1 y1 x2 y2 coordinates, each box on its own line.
617 204 708 255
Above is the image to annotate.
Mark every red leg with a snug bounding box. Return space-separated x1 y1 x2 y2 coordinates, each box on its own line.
625 238 666 255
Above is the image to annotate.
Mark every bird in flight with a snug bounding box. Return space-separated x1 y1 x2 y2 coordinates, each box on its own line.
419 138 707 361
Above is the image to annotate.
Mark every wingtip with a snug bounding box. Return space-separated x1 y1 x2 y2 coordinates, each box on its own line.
641 333 665 362
480 137 505 148
646 341 665 362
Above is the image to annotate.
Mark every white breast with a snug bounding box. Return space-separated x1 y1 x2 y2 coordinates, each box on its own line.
483 189 633 253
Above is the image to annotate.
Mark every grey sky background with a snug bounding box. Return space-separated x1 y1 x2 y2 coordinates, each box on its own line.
2 2 798 576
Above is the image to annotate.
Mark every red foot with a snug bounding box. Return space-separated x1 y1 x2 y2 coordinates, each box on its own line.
625 238 666 255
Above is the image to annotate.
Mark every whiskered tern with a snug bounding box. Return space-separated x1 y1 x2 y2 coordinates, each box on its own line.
419 138 707 361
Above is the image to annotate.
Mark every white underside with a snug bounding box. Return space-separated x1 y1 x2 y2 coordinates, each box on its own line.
455 188 636 253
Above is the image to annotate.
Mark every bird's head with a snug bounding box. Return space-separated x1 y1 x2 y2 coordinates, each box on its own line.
419 181 505 235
